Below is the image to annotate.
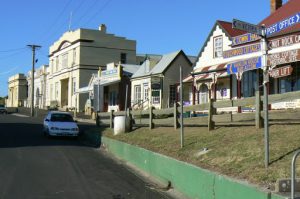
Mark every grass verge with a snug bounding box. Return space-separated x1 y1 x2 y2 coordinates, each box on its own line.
89 124 300 191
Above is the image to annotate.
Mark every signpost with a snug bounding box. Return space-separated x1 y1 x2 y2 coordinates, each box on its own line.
227 57 262 74
223 43 261 58
232 19 263 35
266 12 300 36
232 33 261 46
268 49 300 66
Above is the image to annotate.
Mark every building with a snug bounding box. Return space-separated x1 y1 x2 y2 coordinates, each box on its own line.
47 24 137 112
26 65 49 109
184 0 300 110
7 74 28 107
131 50 193 110
77 62 139 114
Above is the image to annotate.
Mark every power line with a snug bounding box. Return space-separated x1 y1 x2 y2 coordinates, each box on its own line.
71 0 100 28
0 49 27 60
0 47 27 53
37 0 73 43
83 0 113 26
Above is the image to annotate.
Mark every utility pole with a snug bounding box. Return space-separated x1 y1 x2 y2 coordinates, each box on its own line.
27 44 41 117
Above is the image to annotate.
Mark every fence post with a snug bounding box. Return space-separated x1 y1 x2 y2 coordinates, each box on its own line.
208 98 215 131
255 91 263 129
174 103 178 129
149 106 154 129
110 110 114 129
126 108 133 132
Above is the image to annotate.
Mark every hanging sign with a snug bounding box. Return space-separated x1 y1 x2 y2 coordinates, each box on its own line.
267 49 300 66
227 57 262 74
269 65 293 78
269 35 300 49
266 12 300 36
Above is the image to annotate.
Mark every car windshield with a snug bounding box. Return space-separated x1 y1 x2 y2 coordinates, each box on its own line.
0 105 4 108
50 113 74 122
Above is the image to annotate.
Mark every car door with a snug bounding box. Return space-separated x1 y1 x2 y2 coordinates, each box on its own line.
43 113 51 131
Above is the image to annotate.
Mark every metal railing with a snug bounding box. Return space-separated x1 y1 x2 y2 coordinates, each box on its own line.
291 149 300 199
131 99 149 110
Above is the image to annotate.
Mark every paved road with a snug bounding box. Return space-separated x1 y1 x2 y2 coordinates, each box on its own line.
0 114 171 199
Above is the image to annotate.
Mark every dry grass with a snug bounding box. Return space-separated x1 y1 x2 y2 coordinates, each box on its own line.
96 124 300 190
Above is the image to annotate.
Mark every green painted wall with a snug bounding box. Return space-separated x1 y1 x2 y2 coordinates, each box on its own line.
102 137 285 199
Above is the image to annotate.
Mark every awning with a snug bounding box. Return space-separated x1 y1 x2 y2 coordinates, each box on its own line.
194 71 229 81
183 75 193 83
76 86 93 94
192 63 227 75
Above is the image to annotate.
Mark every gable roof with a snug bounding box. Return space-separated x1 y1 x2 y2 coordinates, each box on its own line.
194 20 246 68
132 50 191 79
259 0 300 37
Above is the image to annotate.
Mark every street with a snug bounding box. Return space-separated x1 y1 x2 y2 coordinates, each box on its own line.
0 114 171 199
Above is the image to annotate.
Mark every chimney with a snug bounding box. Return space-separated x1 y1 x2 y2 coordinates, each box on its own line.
99 24 107 33
271 0 282 13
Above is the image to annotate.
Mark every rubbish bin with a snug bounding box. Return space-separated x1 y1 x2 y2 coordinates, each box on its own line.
114 116 131 135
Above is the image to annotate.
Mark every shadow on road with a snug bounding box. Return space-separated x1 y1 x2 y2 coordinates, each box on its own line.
0 121 102 149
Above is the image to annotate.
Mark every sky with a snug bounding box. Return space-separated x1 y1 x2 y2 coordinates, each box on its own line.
0 0 273 97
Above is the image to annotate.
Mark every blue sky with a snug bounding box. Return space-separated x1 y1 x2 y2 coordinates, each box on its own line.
0 0 271 97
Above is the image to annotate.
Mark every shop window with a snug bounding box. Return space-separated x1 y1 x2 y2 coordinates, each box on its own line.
169 85 176 107
214 36 223 58
199 84 208 104
109 91 117 106
242 70 260 98
152 89 160 104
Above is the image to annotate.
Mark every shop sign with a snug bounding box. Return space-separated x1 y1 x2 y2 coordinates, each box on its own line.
269 35 300 49
151 83 161 90
269 65 293 78
100 66 121 85
232 33 261 46
223 43 261 58
151 76 160 84
267 49 300 66
227 57 262 74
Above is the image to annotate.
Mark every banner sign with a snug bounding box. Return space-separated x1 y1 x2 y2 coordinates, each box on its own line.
227 57 262 74
232 33 261 46
267 49 300 66
269 34 300 49
223 43 261 58
269 65 293 78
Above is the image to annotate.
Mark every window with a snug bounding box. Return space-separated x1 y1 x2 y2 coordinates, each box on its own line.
169 85 176 107
62 53 68 68
143 83 149 101
214 36 223 58
121 53 127 64
55 82 59 99
50 84 53 100
72 48 76 65
134 85 141 103
72 77 76 95
55 57 59 72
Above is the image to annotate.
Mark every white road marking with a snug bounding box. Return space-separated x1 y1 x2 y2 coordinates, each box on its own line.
11 113 30 118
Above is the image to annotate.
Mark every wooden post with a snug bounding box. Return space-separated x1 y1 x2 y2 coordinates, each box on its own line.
126 108 133 132
255 91 263 129
149 106 154 129
110 110 114 129
208 98 215 131
174 103 178 129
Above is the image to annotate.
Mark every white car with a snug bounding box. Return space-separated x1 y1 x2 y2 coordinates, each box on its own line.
43 111 79 137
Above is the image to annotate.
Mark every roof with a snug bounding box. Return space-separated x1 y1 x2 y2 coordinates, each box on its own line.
218 20 247 37
151 50 181 75
259 0 300 37
132 50 191 78
121 64 140 75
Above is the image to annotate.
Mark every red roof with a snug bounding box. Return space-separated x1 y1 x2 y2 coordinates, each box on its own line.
259 0 300 36
217 20 247 37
